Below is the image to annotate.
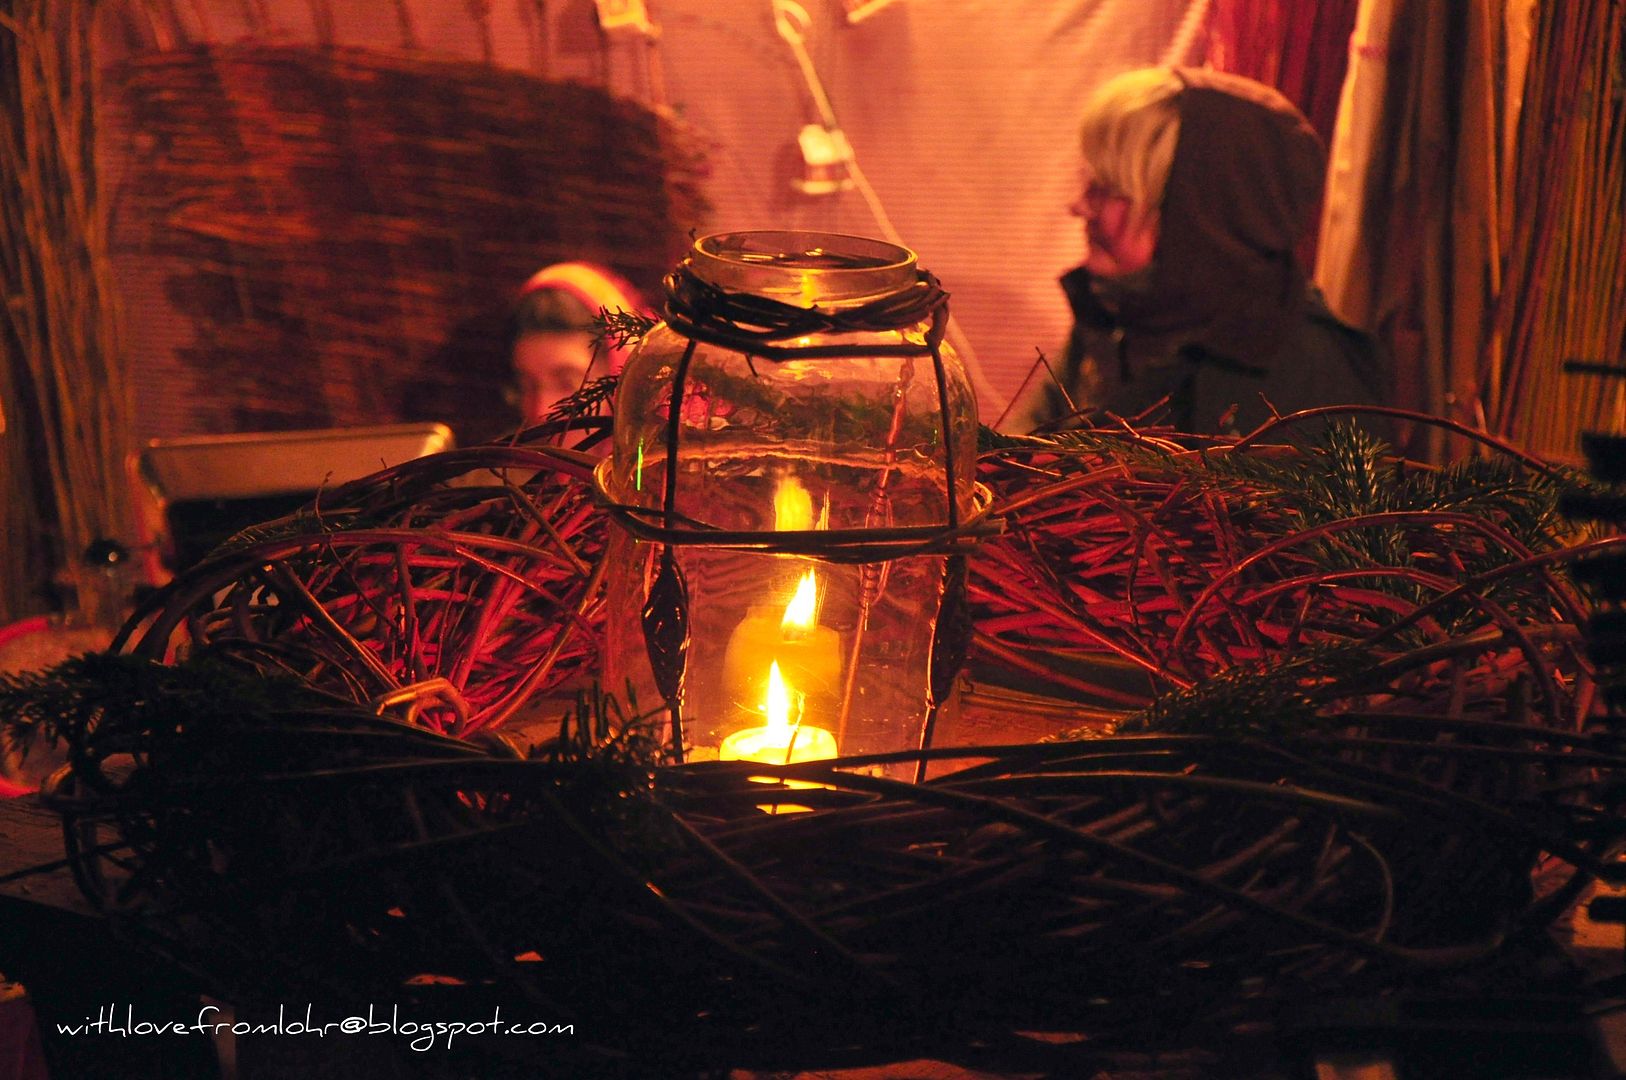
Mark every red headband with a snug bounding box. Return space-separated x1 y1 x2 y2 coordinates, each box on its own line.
516 262 651 374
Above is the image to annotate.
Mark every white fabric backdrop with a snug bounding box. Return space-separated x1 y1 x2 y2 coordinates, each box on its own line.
651 0 1207 418
100 0 1207 432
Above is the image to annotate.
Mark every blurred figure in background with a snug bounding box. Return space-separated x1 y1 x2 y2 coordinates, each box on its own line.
508 261 651 425
1006 67 1383 436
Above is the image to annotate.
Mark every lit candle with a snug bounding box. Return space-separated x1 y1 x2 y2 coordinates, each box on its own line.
721 474 841 723
774 474 817 533
720 568 842 725
720 661 838 811
718 660 839 767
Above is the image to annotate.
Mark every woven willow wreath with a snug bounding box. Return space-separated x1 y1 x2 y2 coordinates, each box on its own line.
9 406 1626 1075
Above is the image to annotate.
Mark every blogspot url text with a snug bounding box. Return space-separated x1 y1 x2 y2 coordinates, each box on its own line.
57 1004 573 1053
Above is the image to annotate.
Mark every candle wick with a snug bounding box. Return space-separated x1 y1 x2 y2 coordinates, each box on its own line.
781 690 808 764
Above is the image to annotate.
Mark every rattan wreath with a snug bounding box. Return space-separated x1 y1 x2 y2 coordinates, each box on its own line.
13 407 1626 1076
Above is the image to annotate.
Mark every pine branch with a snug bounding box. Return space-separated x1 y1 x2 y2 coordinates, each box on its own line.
592 308 658 353
1107 642 1365 739
0 650 342 769
542 374 620 424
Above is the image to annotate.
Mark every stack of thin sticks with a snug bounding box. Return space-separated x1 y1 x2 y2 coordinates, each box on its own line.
26 411 1626 1074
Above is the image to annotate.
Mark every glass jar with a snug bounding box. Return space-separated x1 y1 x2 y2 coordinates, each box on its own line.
597 231 986 779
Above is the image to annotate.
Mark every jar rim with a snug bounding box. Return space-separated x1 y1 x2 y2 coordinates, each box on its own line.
690 231 918 306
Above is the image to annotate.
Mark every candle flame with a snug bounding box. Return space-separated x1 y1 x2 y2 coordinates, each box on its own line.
765 660 792 731
781 569 819 634
773 474 814 531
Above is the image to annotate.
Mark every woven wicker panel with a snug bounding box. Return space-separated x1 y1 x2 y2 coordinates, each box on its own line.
104 44 707 443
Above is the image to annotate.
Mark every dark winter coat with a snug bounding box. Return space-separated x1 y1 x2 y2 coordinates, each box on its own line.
1011 68 1384 436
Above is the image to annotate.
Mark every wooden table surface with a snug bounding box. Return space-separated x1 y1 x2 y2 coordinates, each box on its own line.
0 792 92 916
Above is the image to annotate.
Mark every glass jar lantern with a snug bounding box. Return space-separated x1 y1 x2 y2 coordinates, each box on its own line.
596 231 992 780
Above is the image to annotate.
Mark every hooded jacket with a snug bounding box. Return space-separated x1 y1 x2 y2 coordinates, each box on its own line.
1012 69 1383 435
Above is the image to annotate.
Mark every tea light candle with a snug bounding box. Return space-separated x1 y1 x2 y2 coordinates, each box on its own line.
719 661 838 813
720 568 841 724
718 661 839 767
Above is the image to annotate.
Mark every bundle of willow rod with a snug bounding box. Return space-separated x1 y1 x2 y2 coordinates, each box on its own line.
0 2 135 624
969 409 1593 706
113 424 609 736
21 410 1626 1074
1491 0 1626 455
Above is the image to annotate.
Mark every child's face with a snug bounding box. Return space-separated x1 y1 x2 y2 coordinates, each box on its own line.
512 330 596 423
1070 164 1159 279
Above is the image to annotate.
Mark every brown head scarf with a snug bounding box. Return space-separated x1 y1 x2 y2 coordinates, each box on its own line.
1109 68 1325 365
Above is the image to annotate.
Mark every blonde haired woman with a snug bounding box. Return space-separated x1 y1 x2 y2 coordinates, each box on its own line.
1009 67 1382 435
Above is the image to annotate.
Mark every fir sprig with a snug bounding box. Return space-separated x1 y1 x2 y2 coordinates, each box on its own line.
592 307 658 353
1206 423 1566 551
542 373 620 423
1206 423 1570 627
1107 642 1364 739
530 682 676 867
0 650 345 773
543 680 665 770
